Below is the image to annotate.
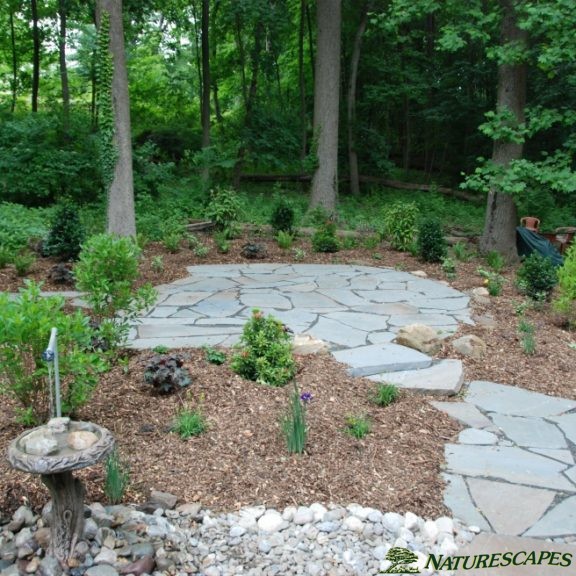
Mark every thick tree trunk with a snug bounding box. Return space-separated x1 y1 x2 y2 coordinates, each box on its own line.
347 4 368 196
479 0 527 261
309 0 341 214
98 0 136 237
201 0 211 188
58 0 70 132
31 0 40 112
298 0 307 165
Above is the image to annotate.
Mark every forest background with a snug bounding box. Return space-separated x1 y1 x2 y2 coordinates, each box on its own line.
0 0 575 259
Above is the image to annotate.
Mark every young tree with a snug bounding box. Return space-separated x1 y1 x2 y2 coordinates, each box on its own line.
97 0 136 236
309 0 341 214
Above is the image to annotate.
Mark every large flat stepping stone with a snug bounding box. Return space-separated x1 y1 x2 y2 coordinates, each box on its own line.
490 414 567 449
332 343 432 377
466 381 576 417
467 478 556 536
549 413 576 444
431 401 494 429
445 444 576 492
368 359 463 395
442 473 491 531
454 533 575 575
523 495 576 538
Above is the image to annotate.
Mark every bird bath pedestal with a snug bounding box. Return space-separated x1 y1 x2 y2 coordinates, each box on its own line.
7 418 115 566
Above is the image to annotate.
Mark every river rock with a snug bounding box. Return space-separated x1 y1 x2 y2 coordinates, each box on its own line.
394 324 442 354
67 431 98 450
23 430 58 456
452 334 487 358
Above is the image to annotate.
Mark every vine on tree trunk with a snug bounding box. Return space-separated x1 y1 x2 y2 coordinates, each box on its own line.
95 12 116 192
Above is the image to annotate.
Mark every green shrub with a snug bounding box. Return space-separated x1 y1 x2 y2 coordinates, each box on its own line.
151 255 164 273
75 234 157 350
344 415 371 439
105 449 130 504
276 230 294 250
43 200 85 261
362 235 380 250
292 247 306 261
417 219 447 263
172 407 208 439
370 383 399 407
162 229 184 253
194 243 210 258
13 252 36 277
553 244 576 327
0 281 105 424
340 236 358 250
477 268 505 296
382 202 420 251
516 253 558 301
270 198 296 233
518 319 536 355
0 246 11 268
203 346 227 365
144 354 192 394
205 187 242 231
214 231 230 254
281 384 307 454
0 203 49 251
442 256 457 279
486 250 505 273
452 241 474 262
312 220 339 253
231 309 296 387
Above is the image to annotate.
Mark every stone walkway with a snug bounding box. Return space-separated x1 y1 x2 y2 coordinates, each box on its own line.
126 264 576 542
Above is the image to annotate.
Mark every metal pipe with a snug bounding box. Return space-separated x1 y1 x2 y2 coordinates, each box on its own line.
44 328 62 418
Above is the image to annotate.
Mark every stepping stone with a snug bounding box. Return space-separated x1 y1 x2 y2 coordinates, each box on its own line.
442 473 490 531
523 496 576 538
529 448 574 465
445 444 576 492
128 335 227 349
318 290 370 307
324 311 389 332
454 533 576 576
466 381 576 417
367 332 396 345
458 428 499 445
489 414 567 449
306 317 368 348
368 359 463 396
467 478 556 536
138 325 242 338
332 344 432 377
431 402 493 429
549 413 576 444
240 292 292 310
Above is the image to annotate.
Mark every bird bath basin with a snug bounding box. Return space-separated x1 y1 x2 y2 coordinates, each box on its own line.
7 417 115 566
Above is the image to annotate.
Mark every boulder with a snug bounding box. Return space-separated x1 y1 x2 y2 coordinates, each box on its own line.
452 335 487 359
292 334 329 355
394 324 442 355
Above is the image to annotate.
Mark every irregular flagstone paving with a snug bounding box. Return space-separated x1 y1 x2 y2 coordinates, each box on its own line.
434 381 576 539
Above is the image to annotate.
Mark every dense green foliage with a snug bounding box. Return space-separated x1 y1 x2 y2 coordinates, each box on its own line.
270 197 296 233
417 219 447 263
231 309 296 387
0 282 104 424
554 245 576 327
312 220 340 253
516 253 558 301
382 201 420 251
105 450 130 504
282 384 307 454
43 200 86 260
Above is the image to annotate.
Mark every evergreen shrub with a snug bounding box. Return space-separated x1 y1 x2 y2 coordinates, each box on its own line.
516 253 558 301
417 219 447 263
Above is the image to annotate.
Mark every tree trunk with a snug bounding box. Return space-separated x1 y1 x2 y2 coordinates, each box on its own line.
58 0 70 132
200 0 211 188
31 0 40 112
479 0 527 261
309 0 341 214
9 10 18 113
298 0 307 165
98 0 136 237
347 4 368 196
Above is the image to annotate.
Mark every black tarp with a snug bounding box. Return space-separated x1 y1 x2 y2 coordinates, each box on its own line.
516 227 564 266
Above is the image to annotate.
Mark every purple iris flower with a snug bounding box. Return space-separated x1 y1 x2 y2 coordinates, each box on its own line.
300 392 313 403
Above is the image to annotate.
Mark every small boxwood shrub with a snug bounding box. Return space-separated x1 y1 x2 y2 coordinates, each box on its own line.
312 220 339 253
417 219 447 263
516 253 558 301
270 198 296 233
43 200 85 261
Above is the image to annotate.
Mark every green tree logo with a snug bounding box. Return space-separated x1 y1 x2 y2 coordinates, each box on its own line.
382 547 420 574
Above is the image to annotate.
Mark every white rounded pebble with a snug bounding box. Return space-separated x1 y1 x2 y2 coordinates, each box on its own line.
435 516 454 534
404 511 419 530
343 516 364 532
382 512 403 533
258 512 284 533
422 519 439 543
293 507 314 525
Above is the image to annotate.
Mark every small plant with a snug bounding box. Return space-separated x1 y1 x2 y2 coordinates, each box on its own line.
105 449 130 504
370 383 399 407
553 244 576 327
151 255 164 273
0 281 104 423
292 247 306 261
13 251 35 276
214 231 230 254
0 246 12 268
205 186 242 231
172 407 208 439
276 230 294 250
312 220 339 253
340 236 358 250
477 267 504 296
153 345 169 354
203 346 226 365
518 319 536 355
186 233 200 249
363 235 380 250
516 253 558 301
270 198 296 233
344 415 371 439
486 250 505 273
194 243 210 258
144 353 192 394
75 234 157 350
513 299 530 316
452 241 473 262
417 219 447 263
43 200 85 261
231 309 296 387
162 229 184 253
441 256 457 279
281 384 307 454
381 201 419 251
